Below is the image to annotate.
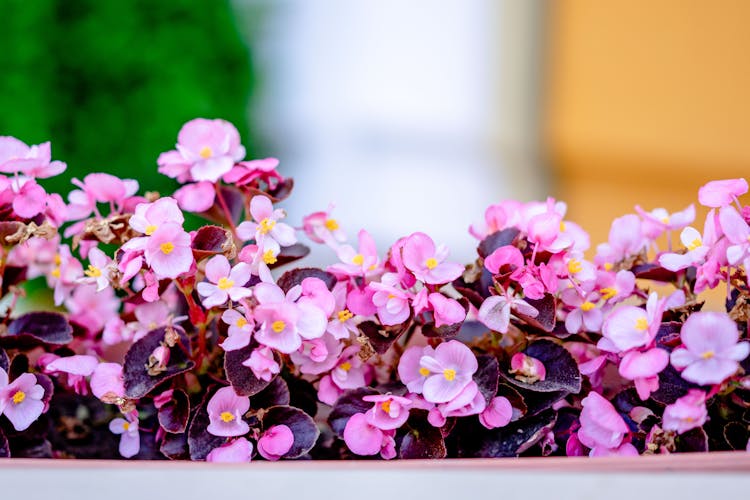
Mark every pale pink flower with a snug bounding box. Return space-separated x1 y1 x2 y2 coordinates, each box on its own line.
197 255 252 308
241 346 280 382
719 206 750 270
662 389 708 434
44 355 99 395
0 137 66 178
469 200 524 240
49 244 83 306
363 394 412 430
589 442 639 457
65 284 120 334
206 386 251 437
129 197 184 236
599 292 664 353
236 195 296 247
173 181 216 212
142 223 193 279
343 412 396 459
289 333 342 375
595 214 647 268
0 370 46 431
427 381 487 427
426 293 466 328
223 157 281 186
206 438 254 463
302 205 347 246
78 247 113 291
90 363 125 401
419 340 478 404
220 308 254 351
109 415 140 458
401 232 464 285
257 425 294 461
328 229 380 278
326 283 359 340
698 178 748 208
479 396 513 429
369 272 412 326
562 288 603 334
477 290 538 334
398 345 436 394
510 353 546 384
635 204 695 240
618 348 669 400
577 392 629 452
330 346 369 390
3 176 47 218
595 269 635 304
67 173 139 219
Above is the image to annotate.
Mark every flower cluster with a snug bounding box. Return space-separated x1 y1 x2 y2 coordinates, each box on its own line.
0 120 748 461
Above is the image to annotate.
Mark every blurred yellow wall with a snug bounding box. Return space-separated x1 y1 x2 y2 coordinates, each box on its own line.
544 0 750 247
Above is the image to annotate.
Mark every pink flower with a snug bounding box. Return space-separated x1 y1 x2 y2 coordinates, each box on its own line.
561 288 602 334
418 340 478 404
401 232 464 285
698 178 748 208
257 425 294 461
343 413 396 459
577 392 629 452
0 370 46 431
197 255 252 308
589 442 638 457
719 206 750 270
241 346 280 381
109 415 140 458
223 157 282 186
509 353 546 384
206 386 251 437
659 226 711 271
326 283 359 340
206 438 254 463
595 269 635 304
129 197 184 236
44 354 99 395
302 206 347 246
363 394 412 430
618 348 669 400
328 229 380 278
90 363 125 402
79 247 113 291
290 334 342 375
220 308 254 351
595 214 646 268
330 346 369 390
236 195 296 247
477 291 538 334
67 173 139 219
143 223 193 279
65 284 120 334
670 312 749 385
173 181 216 212
599 292 664 353
0 137 66 178
662 389 708 434
6 177 47 218
398 345 436 394
635 204 695 240
370 272 412 326
479 396 513 429
427 381 487 427
427 293 466 328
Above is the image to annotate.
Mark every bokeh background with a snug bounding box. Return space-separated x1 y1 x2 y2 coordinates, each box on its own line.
2 0 749 262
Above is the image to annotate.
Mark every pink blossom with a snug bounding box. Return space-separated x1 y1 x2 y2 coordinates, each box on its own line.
562 288 603 334
302 205 347 246
698 178 748 208
589 442 639 457
109 416 140 458
510 353 546 384
173 182 216 212
143 223 193 279
220 308 254 351
427 381 487 427
326 283 359 340
401 232 464 285
206 386 250 437
49 244 83 306
65 284 120 334
599 292 664 353
90 363 125 401
343 412 396 459
44 355 99 395
67 173 139 219
635 204 695 240
469 200 523 239
290 333 342 375
223 157 282 186
328 229 380 278
477 291 538 334
526 199 563 249
7 235 59 279
577 392 629 451
363 394 412 430
0 371 46 431
206 438 254 463
78 247 112 291
670 312 749 385
257 425 294 461
618 348 669 400
299 277 336 318
0 137 66 178
330 346 369 390
595 214 646 268
241 346 280 381
129 197 184 236
484 245 524 277
236 195 296 247
662 389 708 434
369 272 412 325
419 340 478 404
719 206 750 270
8 177 48 218
479 396 513 429
595 269 635 304
398 345 436 394
197 255 252 308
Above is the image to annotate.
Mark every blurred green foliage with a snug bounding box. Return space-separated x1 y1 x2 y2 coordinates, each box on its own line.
0 0 254 198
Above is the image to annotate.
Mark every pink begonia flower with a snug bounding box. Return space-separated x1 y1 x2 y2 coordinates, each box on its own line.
206 438 254 463
363 394 412 430
599 292 664 353
206 386 251 437
419 340 478 404
719 206 750 270
241 346 281 382
90 363 125 401
670 312 750 385
65 284 120 334
618 348 670 400
66 173 139 222
302 205 347 246
595 214 647 268
173 181 216 212
510 353 546 384
595 269 635 304
0 137 66 178
562 288 602 334
326 283 359 340
158 118 246 183
369 272 412 326
236 195 296 247
662 389 708 434
7 235 59 280
44 192 68 227
220 308 254 351
253 282 327 353
10 177 47 218
153 389 175 410
427 381 487 427
479 396 513 429
589 442 639 457
329 229 380 278
44 355 99 395
484 245 524 277
139 222 192 279
78 247 112 291
196 255 252 308
299 277 336 318
401 232 464 285
563 252 597 285
330 346 369 390
0 370 46 431
223 157 281 186
477 291 539 334
343 412 396 459
129 197 184 236
290 333 342 375
577 392 630 452
525 199 563 249
698 178 748 208
257 425 294 461
635 204 695 240
129 301 183 343
109 416 140 458
398 345 436 394
423 293 466 328
237 242 276 283
469 200 523 240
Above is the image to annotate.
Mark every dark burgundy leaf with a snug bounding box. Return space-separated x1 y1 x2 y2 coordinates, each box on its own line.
655 321 682 348
6 311 73 345
158 389 190 434
723 422 749 450
225 342 276 396
521 390 568 417
252 376 291 409
0 427 8 457
677 427 709 452
497 383 527 418
0 348 8 372
8 354 29 380
328 387 380 437
452 278 486 308
455 409 556 458
160 432 190 460
283 375 319 418
0 266 26 297
359 321 409 355
500 340 581 394
271 243 311 268
400 410 447 459
277 268 337 293
477 228 520 259
199 184 244 226
515 294 557 332
123 326 194 399
191 225 235 261
652 365 697 405
7 438 53 458
474 355 499 404
34 373 54 408
262 405 319 459
632 263 678 282
188 388 228 460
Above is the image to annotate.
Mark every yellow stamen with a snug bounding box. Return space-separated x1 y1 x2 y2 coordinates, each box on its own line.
85 265 102 278
340 361 352 372
425 257 438 270
567 259 583 275
160 242 175 255
351 254 364 266
604 262 613 271
145 224 157 236
559 221 567 232
217 277 234 290
236 317 248 328
443 368 457 381
635 317 649 331
51 267 61 278
419 367 430 377
701 350 715 360
324 218 339 231
220 411 235 423
122 422 130 431
271 320 286 333
262 250 277 265
600 287 617 300
687 238 702 251
337 309 354 323
580 301 596 312
381 400 392 414
660 216 670 224
199 146 213 159
12 391 25 405
54 254 61 266
259 218 276 234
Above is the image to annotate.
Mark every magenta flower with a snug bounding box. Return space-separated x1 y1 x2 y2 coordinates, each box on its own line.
206 386 251 437
698 178 748 208
509 353 546 384
197 255 252 308
0 371 46 431
419 340 478 404
220 308 254 351
363 394 412 430
241 346 281 381
109 415 140 458
577 392 629 452
479 396 513 429
662 390 708 434
143 223 193 279
670 312 749 385
206 438 254 463
477 290 538 334
343 412 396 459
254 282 327 353
257 425 294 461
401 232 464 285
427 293 466 328
237 195 296 247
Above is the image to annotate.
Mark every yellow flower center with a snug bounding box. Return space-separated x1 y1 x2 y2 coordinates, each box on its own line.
12 391 26 405
337 309 354 323
381 400 392 414
443 368 457 381
54 254 62 266
687 238 703 251
340 361 352 372
604 262 613 271
425 257 438 270
351 254 364 266
217 277 234 290
51 267 61 278
600 287 617 300
85 264 102 278
660 216 670 224
419 367 430 377
262 249 277 265
567 259 583 275
199 146 213 159
145 224 157 236
580 301 596 312
559 221 567 232
259 218 276 234
236 317 248 328
160 242 175 255
635 317 649 331
701 350 715 360
220 411 235 423
324 218 339 231
271 320 286 333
